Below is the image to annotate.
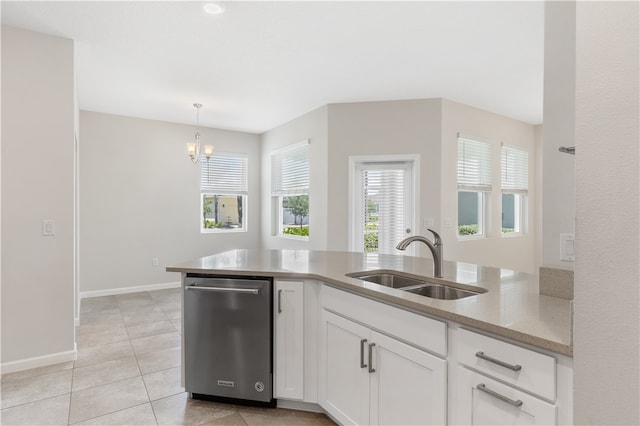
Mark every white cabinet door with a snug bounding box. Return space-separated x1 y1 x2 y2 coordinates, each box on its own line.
274 280 304 400
454 366 557 426
369 331 447 426
319 310 370 425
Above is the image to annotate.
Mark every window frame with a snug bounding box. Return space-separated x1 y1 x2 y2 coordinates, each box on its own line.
500 144 529 236
200 152 249 234
457 136 492 239
348 154 419 255
271 140 310 240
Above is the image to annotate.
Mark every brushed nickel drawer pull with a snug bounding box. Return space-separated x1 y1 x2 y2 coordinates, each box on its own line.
368 343 376 373
476 383 523 408
360 339 368 369
277 289 283 313
475 351 522 372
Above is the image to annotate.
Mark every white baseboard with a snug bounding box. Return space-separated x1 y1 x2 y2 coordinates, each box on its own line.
1 347 77 375
80 281 181 299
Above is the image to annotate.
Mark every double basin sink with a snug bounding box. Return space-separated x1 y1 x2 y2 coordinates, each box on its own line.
346 271 487 300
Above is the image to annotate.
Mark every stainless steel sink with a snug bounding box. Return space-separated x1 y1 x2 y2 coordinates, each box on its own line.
346 271 485 300
346 272 426 289
404 284 481 300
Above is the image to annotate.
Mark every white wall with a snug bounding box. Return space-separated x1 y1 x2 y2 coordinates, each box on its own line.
79 111 261 294
1 26 76 367
542 1 576 270
326 99 441 256
573 2 640 424
260 106 328 251
441 99 538 273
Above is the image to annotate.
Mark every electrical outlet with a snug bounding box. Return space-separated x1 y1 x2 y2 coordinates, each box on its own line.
152 257 160 267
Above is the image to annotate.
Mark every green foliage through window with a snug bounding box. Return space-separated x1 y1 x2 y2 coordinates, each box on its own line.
283 226 309 237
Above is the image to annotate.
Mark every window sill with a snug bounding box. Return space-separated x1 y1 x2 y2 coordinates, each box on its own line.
501 232 525 238
201 228 247 234
457 234 487 241
276 234 309 241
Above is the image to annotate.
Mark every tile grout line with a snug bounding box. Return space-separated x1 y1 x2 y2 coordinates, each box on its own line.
67 357 75 426
133 294 160 425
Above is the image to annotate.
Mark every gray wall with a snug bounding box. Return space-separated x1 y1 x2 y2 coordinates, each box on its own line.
326 99 442 255
542 1 576 270
574 1 640 423
262 98 538 272
260 106 329 251
79 111 262 294
441 99 538 273
1 26 76 366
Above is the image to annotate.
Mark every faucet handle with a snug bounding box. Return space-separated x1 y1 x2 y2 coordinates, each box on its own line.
427 228 442 245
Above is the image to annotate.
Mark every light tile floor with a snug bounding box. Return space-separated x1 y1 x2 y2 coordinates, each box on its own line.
1 288 334 425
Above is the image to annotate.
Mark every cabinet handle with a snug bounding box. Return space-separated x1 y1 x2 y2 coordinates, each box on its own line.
277 289 283 314
475 351 522 372
476 383 523 408
360 339 368 368
368 343 376 373
185 285 259 295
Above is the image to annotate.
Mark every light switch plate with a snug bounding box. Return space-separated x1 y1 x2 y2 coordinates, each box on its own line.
42 220 56 236
560 233 575 261
423 217 435 228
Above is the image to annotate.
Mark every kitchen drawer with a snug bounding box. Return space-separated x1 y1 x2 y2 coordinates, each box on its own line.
454 366 557 425
457 328 556 401
321 284 446 357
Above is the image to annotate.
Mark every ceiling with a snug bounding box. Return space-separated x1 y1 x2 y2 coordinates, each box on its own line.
1 1 544 134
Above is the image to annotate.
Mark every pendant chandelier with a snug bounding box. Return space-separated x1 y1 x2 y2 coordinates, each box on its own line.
186 103 213 163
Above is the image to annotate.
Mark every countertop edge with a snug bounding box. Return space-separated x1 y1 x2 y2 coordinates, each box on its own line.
167 266 573 357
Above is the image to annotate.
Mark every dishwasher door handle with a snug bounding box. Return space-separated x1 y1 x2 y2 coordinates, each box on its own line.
185 285 260 295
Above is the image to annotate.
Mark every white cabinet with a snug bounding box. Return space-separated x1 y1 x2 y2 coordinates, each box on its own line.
456 328 556 401
320 310 447 425
274 280 304 400
320 310 370 425
369 330 447 426
454 366 556 425
450 327 567 426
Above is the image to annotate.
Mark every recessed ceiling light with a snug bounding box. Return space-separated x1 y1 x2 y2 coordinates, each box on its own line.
203 3 224 15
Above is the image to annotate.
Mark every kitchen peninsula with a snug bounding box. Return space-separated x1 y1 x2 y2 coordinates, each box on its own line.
167 249 574 425
167 249 572 355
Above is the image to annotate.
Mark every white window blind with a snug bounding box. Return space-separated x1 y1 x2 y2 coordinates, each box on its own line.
361 164 408 255
201 153 248 194
457 137 492 191
501 145 528 194
271 141 309 196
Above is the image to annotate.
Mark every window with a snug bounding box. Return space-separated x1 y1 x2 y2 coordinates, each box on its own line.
351 158 415 255
200 152 248 232
271 141 310 238
501 145 528 234
457 137 492 237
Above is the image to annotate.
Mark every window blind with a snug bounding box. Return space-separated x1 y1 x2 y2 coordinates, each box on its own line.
361 166 406 255
271 141 309 196
457 137 492 192
201 152 248 194
501 145 528 194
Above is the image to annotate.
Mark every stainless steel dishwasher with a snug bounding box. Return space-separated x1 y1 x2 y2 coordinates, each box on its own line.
183 275 275 407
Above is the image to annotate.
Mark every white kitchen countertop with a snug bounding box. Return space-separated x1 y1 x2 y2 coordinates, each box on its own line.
167 249 573 357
